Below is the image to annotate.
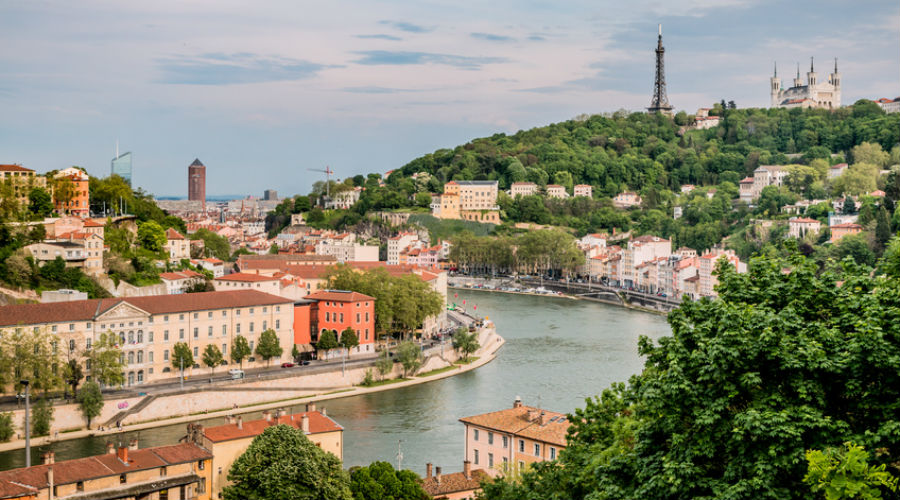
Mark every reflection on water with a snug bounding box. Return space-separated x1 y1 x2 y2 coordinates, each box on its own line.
0 290 670 475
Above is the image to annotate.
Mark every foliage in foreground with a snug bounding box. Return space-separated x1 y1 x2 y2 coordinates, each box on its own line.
480 251 900 500
350 461 429 500
804 443 898 500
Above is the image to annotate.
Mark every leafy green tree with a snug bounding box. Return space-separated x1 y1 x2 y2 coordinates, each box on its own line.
833 164 879 197
832 234 876 266
874 206 892 252
415 192 432 208
349 461 430 500
28 187 53 217
31 398 53 437
317 330 339 352
255 329 283 367
223 424 352 500
340 328 359 351
77 380 103 429
375 350 393 381
202 344 224 376
291 343 301 362
0 413 13 442
396 341 422 378
137 220 167 252
86 332 125 388
851 142 890 167
64 358 84 398
804 443 898 500
171 341 194 374
193 228 232 261
842 196 857 215
451 328 480 361
231 335 251 369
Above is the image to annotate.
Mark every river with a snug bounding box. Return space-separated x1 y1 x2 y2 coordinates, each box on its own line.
0 290 671 474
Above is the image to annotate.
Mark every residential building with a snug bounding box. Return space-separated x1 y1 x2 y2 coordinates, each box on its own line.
236 254 336 272
770 58 841 109
315 235 379 263
0 441 213 500
545 185 567 199
873 97 900 113
304 290 376 352
53 167 90 218
194 258 225 278
24 241 88 272
573 184 592 198
680 184 696 193
111 151 133 186
749 165 788 200
387 232 419 265
698 249 746 297
41 289 89 303
421 461 489 500
829 223 863 243
509 182 538 197
166 228 191 261
788 217 822 239
434 181 500 223
828 163 848 179
191 405 342 499
214 272 307 301
188 159 206 203
623 235 671 287
694 114 720 129
324 187 362 209
50 230 105 276
739 177 755 204
161 270 206 294
613 191 642 209
0 290 295 388
460 397 569 474
0 164 46 208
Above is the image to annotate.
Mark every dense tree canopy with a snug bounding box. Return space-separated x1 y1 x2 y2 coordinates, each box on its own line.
349 461 429 500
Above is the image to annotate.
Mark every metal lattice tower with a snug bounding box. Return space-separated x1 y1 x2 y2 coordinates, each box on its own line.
647 24 674 116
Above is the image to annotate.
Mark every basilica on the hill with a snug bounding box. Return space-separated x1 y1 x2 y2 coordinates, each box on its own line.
770 58 841 109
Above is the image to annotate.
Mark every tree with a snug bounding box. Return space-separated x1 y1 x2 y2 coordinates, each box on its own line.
340 328 359 351
193 228 231 261
349 461 430 500
879 236 900 277
451 328 480 361
255 329 283 367
851 142 890 168
171 342 194 374
804 443 898 500
842 196 857 215
415 192 432 208
396 341 422 378
51 176 76 214
137 220 167 252
86 333 125 387
77 380 103 429
31 398 53 437
64 358 84 399
223 424 352 500
874 205 892 252
0 327 63 395
317 330 339 352
375 350 393 381
292 344 301 362
0 413 13 442
202 344 224 376
28 187 53 217
231 336 251 369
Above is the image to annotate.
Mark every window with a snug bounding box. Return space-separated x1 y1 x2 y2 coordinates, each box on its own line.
69 339 75 351
236 309 241 316
160 466 167 476
550 447 556 460
222 325 227 336
356 313 360 323
137 351 143 363
534 443 540 456
198 460 205 470
86 338 92 350
519 460 525 471
502 436 508 448
488 432 494 445
249 308 254 315
473 429 479 441
262 321 267 331
86 359 92 370
69 323 74 331
249 341 254 351
503 456 508 466
119 474 126 484
518 439 525 452
137 331 143 343
366 312 369 322
148 332 153 343
193 328 199 339
149 352 154 363
193 347 198 356
164 315 169 322
179 314 184 320
52 325 57 332
275 319 280 329
276 306 280 312
193 313 198 319
222 311 227 317
137 370 143 383
208 326 213 337
263 307 267 313
222 344 227 355
488 453 494 468
339 313 344 323
326 312 331 322
127 352 134 364
164 350 169 361
179 329 184 339
164 330 169 341
474 449 479 465
249 322 254 333
236 324 241 334
208 312 213 319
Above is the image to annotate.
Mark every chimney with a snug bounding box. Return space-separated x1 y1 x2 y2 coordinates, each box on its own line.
321 407 327 417
129 438 139 450
226 415 236 425
301 414 310 433
513 396 522 409
463 460 471 480
117 445 129 464
47 467 54 500
527 409 540 422
262 410 272 422
540 411 552 425
42 452 55 465
107 442 115 454
237 416 243 429
426 463 433 478
435 467 442 485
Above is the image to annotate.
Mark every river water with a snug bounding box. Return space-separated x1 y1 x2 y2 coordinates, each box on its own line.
0 290 670 474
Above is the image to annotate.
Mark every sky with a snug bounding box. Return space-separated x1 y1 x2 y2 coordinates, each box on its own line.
1 0 898 198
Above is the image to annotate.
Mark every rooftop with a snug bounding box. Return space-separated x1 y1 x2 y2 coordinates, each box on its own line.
165 228 185 240
420 468 490 497
202 411 342 443
0 164 33 173
215 272 278 283
460 401 569 447
306 290 375 302
189 158 205 167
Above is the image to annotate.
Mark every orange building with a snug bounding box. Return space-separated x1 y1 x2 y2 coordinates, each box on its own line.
296 290 376 353
829 222 863 243
53 167 90 218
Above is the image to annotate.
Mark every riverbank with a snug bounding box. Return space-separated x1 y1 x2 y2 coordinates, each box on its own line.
0 328 505 454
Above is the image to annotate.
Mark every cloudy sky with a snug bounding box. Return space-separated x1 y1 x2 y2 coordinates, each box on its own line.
1 0 897 197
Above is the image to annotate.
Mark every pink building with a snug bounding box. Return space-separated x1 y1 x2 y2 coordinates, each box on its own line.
613 191 642 208
699 250 746 297
829 223 863 243
573 184 592 198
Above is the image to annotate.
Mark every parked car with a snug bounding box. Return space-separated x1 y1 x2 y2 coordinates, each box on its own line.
228 369 245 379
281 362 295 368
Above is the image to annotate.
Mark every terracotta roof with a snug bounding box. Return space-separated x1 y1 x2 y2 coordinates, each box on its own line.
830 163 848 169
82 219 105 227
631 235 669 244
215 272 278 283
203 412 342 443
830 223 862 229
421 469 490 497
306 290 375 302
166 228 185 240
0 443 211 490
790 218 820 224
203 258 224 264
684 274 700 282
0 164 33 173
0 290 290 327
159 270 204 281
459 405 569 447
510 182 536 186
739 177 754 183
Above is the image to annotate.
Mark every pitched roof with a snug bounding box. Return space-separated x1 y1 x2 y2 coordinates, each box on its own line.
215 272 278 283
166 228 185 240
306 290 375 302
790 218 820 224
421 469 490 497
189 158 205 167
0 164 33 173
202 412 342 443
82 219 105 227
453 180 498 186
459 405 569 447
830 223 862 229
0 290 290 327
159 270 204 281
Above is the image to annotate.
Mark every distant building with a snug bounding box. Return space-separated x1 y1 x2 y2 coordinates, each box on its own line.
421 461 489 500
748 165 789 201
771 58 841 109
111 151 133 186
0 164 46 208
509 182 538 197
53 167 90 218
387 232 419 265
829 223 863 243
165 228 191 260
263 189 278 201
433 181 500 223
573 184 592 198
699 249 746 297
160 269 205 294
40 289 88 303
546 184 567 199
188 158 206 203
788 217 822 239
304 290 376 352
828 163 848 179
613 191 642 209
873 97 900 113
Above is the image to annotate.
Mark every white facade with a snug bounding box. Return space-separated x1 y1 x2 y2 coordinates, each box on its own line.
770 59 841 109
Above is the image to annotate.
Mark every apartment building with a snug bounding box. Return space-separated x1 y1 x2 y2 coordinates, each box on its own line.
788 217 822 239
829 223 863 243
191 405 342 499
314 234 379 263
573 184 592 198
749 165 789 201
509 182 538 197
53 167 90 218
0 164 46 208
160 270 205 294
623 236 671 287
0 441 212 500
304 290 376 351
545 185 567 199
165 228 191 261
387 232 419 265
0 291 295 388
613 191 642 208
434 181 500 223
699 249 746 297
236 254 336 271
460 397 569 474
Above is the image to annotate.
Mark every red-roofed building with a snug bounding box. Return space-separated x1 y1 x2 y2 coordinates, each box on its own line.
830 223 863 243
53 168 90 218
421 461 490 500
165 228 190 260
0 164 46 210
303 290 376 353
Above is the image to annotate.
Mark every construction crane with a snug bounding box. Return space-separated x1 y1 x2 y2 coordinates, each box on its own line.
308 166 335 198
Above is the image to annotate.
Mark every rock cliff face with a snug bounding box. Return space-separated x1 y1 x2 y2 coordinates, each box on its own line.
0 287 39 306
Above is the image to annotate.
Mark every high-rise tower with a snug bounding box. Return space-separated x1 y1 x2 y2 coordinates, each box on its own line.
647 24 674 116
188 158 206 203
111 149 133 186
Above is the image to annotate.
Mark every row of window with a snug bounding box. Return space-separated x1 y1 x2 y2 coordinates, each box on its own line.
42 306 285 333
472 428 555 458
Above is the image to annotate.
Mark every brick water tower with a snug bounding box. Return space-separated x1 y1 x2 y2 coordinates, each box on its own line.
188 158 206 202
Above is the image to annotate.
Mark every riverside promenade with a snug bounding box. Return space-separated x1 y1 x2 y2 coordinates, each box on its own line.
0 322 504 453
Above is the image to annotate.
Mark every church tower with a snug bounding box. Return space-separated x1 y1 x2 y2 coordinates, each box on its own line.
770 62 781 107
830 58 841 107
793 63 803 87
806 57 818 102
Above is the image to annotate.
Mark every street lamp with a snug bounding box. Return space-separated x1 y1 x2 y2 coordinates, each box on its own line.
21 380 30 468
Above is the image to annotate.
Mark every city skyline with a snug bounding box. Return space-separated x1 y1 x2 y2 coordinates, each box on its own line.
1 0 898 197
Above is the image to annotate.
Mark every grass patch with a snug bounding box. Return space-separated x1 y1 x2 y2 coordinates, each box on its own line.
359 377 410 388
418 365 459 378
61 427 82 434
455 357 480 365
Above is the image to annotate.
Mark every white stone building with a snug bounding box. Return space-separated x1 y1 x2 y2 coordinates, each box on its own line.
770 59 841 109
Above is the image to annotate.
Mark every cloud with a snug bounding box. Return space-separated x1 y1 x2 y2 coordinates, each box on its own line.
378 20 432 33
356 34 403 41
527 34 547 41
156 53 330 85
341 86 416 94
353 51 508 69
471 32 515 42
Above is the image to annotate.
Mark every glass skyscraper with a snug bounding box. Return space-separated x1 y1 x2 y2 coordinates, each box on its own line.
111 151 133 186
